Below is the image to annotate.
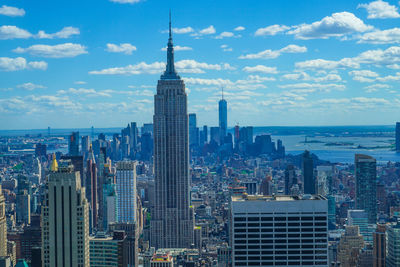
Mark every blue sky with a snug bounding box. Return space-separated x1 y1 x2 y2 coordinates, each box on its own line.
1 0 400 129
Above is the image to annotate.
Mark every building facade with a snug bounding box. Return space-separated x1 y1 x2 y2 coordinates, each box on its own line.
355 154 377 224
230 194 328 266
41 159 90 267
150 16 194 249
116 161 137 223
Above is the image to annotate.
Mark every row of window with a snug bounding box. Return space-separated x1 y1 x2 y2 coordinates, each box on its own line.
234 222 327 227
235 245 328 250
234 233 327 238
235 261 328 266
234 228 327 233
234 216 327 222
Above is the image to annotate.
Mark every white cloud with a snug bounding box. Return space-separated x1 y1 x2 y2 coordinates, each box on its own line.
0 25 31 39
388 64 400 69
278 83 345 91
349 70 379 77
28 61 48 70
161 45 192 51
358 0 400 19
239 44 307 59
296 58 360 69
242 65 278 74
0 5 25 17
37 26 80 39
215 31 234 39
234 26 245 31
376 72 400 81
365 83 391 93
255 24 290 36
106 43 137 55
0 57 47 71
282 72 342 82
17 83 46 91
221 44 233 52
59 88 112 97
13 43 88 58
89 60 232 75
288 12 373 39
358 27 400 44
199 25 216 35
109 0 141 3
0 26 80 40
172 27 194 34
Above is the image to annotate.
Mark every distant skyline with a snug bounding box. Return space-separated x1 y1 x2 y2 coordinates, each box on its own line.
1 0 400 129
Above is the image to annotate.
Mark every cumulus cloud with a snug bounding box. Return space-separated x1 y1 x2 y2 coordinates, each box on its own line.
37 27 80 39
358 27 400 44
242 65 278 74
255 25 290 36
0 57 47 71
281 72 342 82
0 25 80 40
215 31 235 39
172 27 194 34
234 26 245 31
297 46 400 70
0 5 25 17
239 44 307 59
161 45 192 51
58 88 112 97
13 43 88 58
278 83 345 91
199 25 216 35
358 0 400 19
106 43 137 55
296 58 360 69
17 83 46 90
288 12 373 39
89 60 233 75
221 44 233 52
0 26 31 39
365 83 391 92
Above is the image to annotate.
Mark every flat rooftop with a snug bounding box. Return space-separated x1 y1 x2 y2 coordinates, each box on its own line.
232 194 326 202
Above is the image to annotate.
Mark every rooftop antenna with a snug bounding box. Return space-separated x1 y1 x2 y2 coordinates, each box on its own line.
221 86 224 100
169 9 172 39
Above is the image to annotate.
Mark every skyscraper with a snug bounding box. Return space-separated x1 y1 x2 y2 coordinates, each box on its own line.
151 14 194 249
218 88 227 144
396 122 400 152
86 146 98 231
0 185 7 257
41 157 90 267
116 161 137 223
302 150 315 194
284 164 296 195
355 154 377 224
189 113 199 148
68 131 80 156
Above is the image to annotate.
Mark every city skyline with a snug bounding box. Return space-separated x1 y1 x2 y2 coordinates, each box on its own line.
1 0 400 129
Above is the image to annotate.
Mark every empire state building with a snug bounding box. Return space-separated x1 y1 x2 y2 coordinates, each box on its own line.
150 15 194 249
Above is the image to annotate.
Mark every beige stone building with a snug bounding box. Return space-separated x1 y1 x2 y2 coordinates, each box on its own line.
42 157 90 266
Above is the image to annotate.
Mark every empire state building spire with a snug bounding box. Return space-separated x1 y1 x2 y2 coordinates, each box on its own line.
161 11 180 80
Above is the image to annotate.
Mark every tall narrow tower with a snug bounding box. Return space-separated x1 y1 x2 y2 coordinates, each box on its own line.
219 87 227 144
151 13 194 249
0 185 7 257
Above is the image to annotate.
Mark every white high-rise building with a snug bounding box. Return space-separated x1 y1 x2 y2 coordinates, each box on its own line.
116 161 137 223
150 14 194 249
230 194 328 266
42 157 90 267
